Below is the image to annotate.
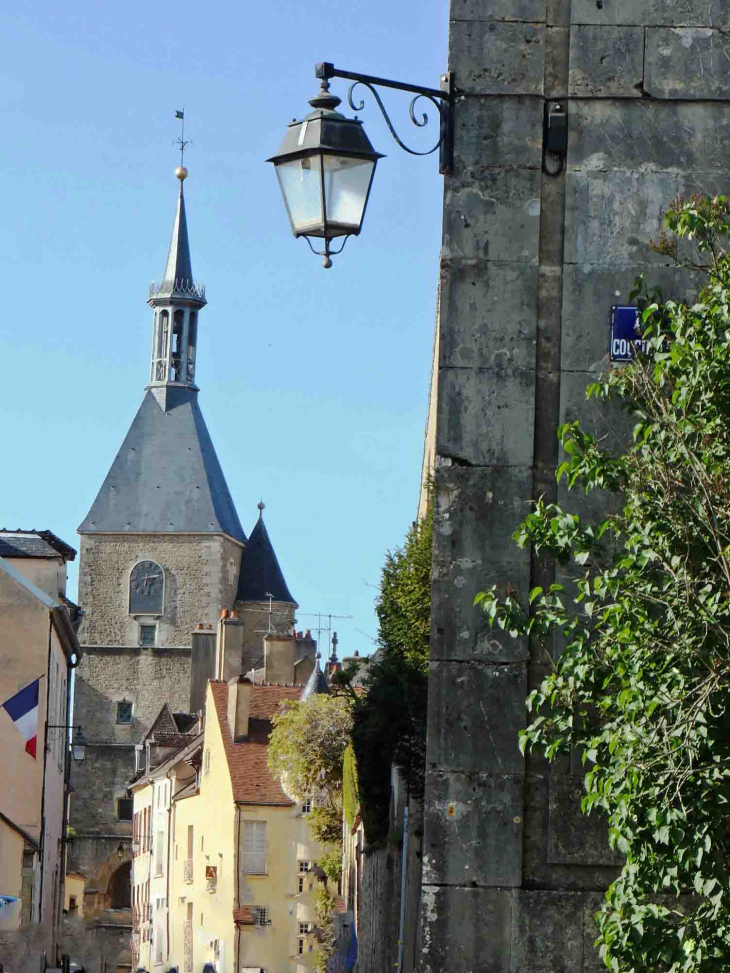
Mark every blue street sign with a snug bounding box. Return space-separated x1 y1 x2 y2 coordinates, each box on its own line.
610 305 650 362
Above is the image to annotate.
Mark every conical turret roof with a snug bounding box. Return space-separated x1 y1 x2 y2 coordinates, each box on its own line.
301 657 330 699
235 507 296 605
163 182 194 290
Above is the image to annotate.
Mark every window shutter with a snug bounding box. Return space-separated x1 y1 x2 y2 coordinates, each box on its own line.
242 821 267 874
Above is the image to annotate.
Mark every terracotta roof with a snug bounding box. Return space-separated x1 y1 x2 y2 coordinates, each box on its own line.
233 906 255 925
210 681 303 805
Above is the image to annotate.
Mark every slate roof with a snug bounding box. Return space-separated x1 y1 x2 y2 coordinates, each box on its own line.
78 387 246 540
235 513 295 605
0 530 76 561
162 183 195 295
210 681 303 805
301 662 330 700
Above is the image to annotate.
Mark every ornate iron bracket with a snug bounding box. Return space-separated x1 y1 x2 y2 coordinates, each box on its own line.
315 62 454 175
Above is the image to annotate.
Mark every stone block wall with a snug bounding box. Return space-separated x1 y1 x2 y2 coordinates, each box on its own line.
421 1 730 970
77 532 242 647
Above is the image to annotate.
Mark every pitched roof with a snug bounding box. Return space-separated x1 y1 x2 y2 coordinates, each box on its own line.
235 513 296 605
78 388 245 541
0 530 76 561
210 681 303 805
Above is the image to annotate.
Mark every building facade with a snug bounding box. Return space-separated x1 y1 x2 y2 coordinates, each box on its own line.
0 531 81 961
419 2 730 971
68 166 306 968
130 650 331 973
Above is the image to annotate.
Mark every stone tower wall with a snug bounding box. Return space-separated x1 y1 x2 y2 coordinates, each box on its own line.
421 2 730 970
78 532 242 646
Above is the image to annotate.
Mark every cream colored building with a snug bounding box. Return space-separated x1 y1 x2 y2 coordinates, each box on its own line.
130 665 330 973
0 530 81 956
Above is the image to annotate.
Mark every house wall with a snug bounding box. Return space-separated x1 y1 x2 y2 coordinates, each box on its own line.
5 556 68 603
0 566 71 951
0 823 24 930
421 1 730 971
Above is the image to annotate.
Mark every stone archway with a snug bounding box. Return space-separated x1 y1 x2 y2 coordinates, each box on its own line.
107 861 131 910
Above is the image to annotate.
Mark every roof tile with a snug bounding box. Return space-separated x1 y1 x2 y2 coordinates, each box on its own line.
210 681 303 805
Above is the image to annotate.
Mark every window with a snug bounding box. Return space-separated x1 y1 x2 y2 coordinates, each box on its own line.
299 922 311 935
298 861 311 873
298 939 305 955
301 799 312 814
155 830 164 876
117 700 133 724
140 625 157 646
242 821 267 874
298 876 305 894
204 749 210 775
252 906 269 926
118 799 133 822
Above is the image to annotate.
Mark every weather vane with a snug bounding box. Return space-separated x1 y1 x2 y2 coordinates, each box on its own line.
174 109 190 167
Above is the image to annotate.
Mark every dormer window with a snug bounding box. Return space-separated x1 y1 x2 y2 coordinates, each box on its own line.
117 700 133 724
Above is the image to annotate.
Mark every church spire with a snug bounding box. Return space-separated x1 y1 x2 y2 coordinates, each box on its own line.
147 167 206 393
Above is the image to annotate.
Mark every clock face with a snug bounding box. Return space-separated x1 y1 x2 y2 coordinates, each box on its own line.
129 560 164 615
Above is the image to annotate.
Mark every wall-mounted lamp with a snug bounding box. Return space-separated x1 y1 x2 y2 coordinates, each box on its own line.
269 62 453 268
46 724 86 764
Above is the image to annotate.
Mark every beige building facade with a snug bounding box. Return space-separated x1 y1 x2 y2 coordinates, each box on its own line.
130 672 330 973
0 531 81 959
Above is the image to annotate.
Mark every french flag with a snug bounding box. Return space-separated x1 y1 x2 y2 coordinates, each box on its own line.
2 679 40 759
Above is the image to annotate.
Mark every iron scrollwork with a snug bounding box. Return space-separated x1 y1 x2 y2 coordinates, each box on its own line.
347 81 445 157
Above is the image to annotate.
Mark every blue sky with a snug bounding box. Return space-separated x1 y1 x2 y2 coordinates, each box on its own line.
0 1 447 654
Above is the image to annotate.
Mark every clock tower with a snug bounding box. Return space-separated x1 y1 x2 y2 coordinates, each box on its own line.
68 168 249 938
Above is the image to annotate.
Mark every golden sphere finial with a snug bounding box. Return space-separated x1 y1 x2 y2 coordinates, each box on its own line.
175 166 188 181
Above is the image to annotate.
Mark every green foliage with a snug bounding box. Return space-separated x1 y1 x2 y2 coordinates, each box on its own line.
308 802 343 845
318 847 343 885
342 744 359 829
352 504 432 843
312 887 337 973
268 694 353 802
476 195 730 972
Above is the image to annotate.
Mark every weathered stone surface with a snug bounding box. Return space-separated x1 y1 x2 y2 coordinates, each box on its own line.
78 533 242 647
583 893 608 973
437 366 536 467
431 465 532 662
572 0 728 26
444 169 542 262
440 261 538 369
564 170 676 268
420 886 512 973
454 97 543 171
451 0 547 21
561 264 703 372
646 27 730 99
423 771 523 886
427 660 527 773
559 369 634 453
569 26 644 97
548 777 624 865
449 21 545 95
568 100 730 173
511 890 586 971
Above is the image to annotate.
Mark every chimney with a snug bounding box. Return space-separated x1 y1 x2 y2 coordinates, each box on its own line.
190 626 217 716
227 676 252 741
216 611 244 683
264 634 296 684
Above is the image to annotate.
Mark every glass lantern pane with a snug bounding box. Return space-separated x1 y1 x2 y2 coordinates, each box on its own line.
275 157 324 236
322 156 375 235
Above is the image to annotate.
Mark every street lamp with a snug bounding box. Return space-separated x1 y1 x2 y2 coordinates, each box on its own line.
269 62 453 268
46 724 86 764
